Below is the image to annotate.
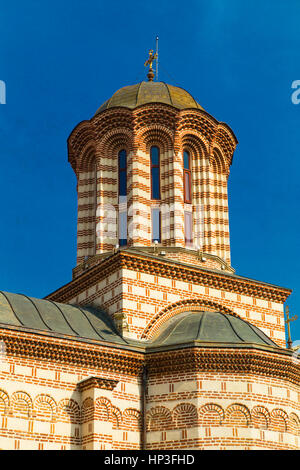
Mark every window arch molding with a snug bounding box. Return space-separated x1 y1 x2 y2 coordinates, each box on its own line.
179 132 207 162
145 140 168 156
138 125 173 155
99 127 133 159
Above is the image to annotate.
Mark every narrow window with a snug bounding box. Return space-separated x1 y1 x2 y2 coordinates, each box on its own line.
151 146 160 200
152 208 161 243
118 149 127 246
183 150 192 203
118 149 127 197
184 211 193 245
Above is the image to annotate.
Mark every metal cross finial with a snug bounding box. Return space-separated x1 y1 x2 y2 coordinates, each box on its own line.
285 305 298 349
144 49 158 81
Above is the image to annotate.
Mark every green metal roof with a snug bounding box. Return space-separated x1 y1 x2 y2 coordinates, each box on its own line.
149 311 278 348
95 81 204 115
0 292 279 351
0 291 130 345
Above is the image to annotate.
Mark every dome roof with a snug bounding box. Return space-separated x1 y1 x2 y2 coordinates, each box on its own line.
95 81 204 115
150 311 278 348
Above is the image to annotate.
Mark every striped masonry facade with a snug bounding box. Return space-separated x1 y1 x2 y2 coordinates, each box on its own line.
68 105 237 267
0 331 299 450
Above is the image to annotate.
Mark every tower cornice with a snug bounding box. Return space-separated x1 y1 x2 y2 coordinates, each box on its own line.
45 249 291 304
68 103 238 177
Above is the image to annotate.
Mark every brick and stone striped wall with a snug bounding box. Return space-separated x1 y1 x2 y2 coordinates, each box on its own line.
0 328 299 450
47 252 289 347
145 368 300 450
68 104 237 267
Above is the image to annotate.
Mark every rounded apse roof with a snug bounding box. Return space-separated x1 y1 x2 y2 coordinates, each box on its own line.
95 81 204 115
150 311 278 348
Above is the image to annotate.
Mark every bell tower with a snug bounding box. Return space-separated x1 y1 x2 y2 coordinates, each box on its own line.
68 79 237 279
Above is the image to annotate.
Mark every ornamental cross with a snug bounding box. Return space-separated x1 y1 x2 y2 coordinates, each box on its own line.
285 305 298 349
144 49 158 81
144 49 157 69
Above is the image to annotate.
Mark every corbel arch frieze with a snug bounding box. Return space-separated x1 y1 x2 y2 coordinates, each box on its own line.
178 131 209 164
11 391 33 418
0 389 9 415
210 146 229 175
225 403 251 426
199 403 225 425
92 108 134 141
133 105 177 135
251 405 271 429
68 120 96 174
77 143 97 173
135 125 174 154
96 127 134 162
212 124 237 168
177 111 217 148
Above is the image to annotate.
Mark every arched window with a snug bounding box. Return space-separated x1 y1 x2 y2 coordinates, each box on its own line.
118 149 127 246
151 146 160 200
183 150 193 246
183 150 192 203
118 149 127 197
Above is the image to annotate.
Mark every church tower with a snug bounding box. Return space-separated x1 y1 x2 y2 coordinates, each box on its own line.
68 80 237 274
0 57 298 451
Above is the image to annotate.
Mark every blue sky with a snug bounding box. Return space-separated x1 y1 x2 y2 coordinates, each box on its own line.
0 0 299 341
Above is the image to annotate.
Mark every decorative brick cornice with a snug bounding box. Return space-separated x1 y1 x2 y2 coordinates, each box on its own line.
45 254 122 302
72 247 235 279
147 347 300 386
68 103 237 179
1 327 298 387
45 249 291 304
77 376 118 392
0 328 144 377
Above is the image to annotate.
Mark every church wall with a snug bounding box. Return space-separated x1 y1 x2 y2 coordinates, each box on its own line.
120 268 285 345
67 265 286 347
1 330 298 450
145 367 300 450
0 335 143 450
